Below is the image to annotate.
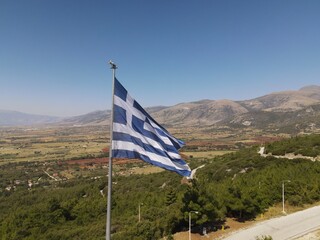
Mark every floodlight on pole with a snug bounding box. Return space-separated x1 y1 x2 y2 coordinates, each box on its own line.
282 180 291 214
138 203 143 222
189 211 199 240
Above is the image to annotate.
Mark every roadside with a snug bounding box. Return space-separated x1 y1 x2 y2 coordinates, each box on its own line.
221 205 320 240
295 229 320 240
173 203 320 240
173 218 255 240
258 147 319 161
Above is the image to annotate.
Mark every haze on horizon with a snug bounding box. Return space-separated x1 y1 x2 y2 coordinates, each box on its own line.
1 0 319 117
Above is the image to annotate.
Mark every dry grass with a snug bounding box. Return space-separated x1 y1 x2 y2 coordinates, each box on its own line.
182 150 234 159
131 166 164 175
295 229 320 240
261 202 320 220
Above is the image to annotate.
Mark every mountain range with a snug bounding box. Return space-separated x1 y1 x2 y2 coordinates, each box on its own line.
0 110 61 126
1 85 320 132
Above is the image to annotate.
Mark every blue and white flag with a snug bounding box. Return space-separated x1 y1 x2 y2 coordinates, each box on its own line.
112 78 191 177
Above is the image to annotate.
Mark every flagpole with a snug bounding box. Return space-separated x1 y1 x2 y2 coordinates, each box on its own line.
106 60 117 240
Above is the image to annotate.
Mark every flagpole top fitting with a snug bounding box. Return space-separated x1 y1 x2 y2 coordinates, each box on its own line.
109 60 117 69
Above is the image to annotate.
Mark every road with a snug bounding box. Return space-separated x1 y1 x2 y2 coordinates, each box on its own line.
258 147 317 161
222 206 320 240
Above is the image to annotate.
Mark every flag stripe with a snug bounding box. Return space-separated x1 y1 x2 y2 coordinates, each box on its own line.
133 99 184 149
144 118 179 147
114 95 179 147
114 78 127 101
112 149 191 176
114 113 179 154
121 91 183 148
113 105 127 125
113 132 184 163
114 95 145 121
131 115 177 150
112 141 189 169
113 124 181 159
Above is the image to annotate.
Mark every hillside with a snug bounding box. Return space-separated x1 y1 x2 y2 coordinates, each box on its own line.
221 103 320 133
240 85 320 112
60 110 111 126
151 99 248 126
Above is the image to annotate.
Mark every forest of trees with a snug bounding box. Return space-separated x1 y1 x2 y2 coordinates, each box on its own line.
265 134 320 157
0 134 320 239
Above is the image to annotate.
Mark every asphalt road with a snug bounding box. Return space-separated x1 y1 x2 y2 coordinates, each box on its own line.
222 206 320 240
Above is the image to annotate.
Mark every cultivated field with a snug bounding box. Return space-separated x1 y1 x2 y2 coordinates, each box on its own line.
0 126 108 165
0 124 285 166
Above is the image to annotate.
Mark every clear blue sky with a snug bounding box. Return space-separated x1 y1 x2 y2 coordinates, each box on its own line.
1 0 319 117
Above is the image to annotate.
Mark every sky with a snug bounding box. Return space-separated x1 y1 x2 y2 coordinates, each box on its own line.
1 0 320 117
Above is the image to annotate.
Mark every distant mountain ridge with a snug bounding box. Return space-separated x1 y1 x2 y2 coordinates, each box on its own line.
57 85 320 132
0 110 61 126
221 103 320 132
1 85 320 129
239 85 320 112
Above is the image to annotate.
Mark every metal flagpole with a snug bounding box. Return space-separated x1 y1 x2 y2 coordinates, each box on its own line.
106 60 117 240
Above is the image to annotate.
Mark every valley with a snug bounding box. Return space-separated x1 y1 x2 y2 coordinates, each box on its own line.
1 120 320 240
1 85 320 240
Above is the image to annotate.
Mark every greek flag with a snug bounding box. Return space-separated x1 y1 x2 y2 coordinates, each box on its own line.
112 78 191 177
